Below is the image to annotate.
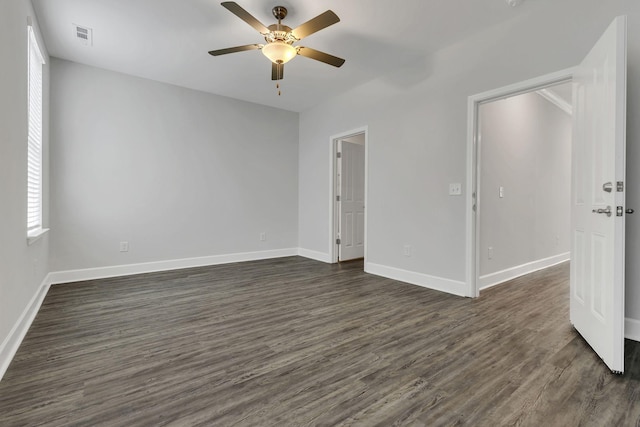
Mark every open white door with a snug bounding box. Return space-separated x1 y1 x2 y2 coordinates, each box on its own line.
338 140 365 261
570 16 627 373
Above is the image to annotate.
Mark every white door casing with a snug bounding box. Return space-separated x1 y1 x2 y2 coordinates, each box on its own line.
338 140 365 261
570 16 627 373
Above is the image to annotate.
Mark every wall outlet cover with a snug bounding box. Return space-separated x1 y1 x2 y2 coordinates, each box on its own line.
449 183 462 196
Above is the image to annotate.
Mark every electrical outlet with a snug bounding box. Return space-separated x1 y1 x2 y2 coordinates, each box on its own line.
488 246 493 260
260 232 266 241
449 183 462 196
499 186 505 198
119 241 129 252
403 245 412 257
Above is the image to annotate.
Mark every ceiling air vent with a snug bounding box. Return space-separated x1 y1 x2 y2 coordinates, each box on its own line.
73 24 93 46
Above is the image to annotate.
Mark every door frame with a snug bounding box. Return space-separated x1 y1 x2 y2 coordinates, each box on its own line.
330 126 368 263
465 68 575 297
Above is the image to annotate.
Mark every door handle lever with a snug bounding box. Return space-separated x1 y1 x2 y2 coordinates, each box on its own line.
592 206 612 217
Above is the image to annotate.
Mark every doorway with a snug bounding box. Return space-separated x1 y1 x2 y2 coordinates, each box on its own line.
476 81 573 291
465 68 575 297
330 127 368 264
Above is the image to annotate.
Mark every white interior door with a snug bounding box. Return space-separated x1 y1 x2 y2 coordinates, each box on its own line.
570 16 627 373
338 140 365 261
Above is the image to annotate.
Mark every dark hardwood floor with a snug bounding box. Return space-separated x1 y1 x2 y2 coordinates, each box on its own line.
0 257 639 426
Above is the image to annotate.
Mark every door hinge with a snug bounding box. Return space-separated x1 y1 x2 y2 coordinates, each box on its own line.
617 206 623 217
337 152 342 158
336 238 341 245
336 195 340 201
617 181 624 192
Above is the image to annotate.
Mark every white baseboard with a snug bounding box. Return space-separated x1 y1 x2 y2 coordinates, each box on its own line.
0 274 51 381
48 248 298 285
626 318 640 343
365 262 467 297
479 252 570 290
297 248 331 263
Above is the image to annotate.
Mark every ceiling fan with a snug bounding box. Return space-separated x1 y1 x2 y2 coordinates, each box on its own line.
208 2 345 83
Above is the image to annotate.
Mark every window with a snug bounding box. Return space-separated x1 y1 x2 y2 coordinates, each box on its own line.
27 24 46 242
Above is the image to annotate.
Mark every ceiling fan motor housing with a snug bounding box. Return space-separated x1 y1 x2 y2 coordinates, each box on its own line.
265 26 295 43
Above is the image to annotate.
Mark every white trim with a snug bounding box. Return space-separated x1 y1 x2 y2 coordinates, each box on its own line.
48 248 298 285
536 88 573 115
297 248 331 263
0 274 51 381
27 227 49 245
466 67 576 298
466 95 479 297
479 252 570 290
27 23 45 64
625 318 640 342
329 126 368 264
365 262 467 297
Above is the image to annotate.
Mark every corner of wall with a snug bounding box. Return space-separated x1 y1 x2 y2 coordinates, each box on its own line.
625 318 640 343
0 274 51 381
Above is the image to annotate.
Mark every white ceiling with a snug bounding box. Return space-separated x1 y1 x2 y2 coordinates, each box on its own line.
32 0 534 112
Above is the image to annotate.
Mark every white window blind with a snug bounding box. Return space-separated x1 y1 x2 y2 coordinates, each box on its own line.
27 25 45 235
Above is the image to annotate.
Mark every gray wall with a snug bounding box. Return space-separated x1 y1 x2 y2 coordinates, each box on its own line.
49 59 299 271
297 0 640 319
0 1 50 350
479 91 572 277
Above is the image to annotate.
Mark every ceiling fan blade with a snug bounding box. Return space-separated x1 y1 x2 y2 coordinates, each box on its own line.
221 2 269 34
271 62 284 81
297 47 345 68
208 44 261 56
291 10 340 40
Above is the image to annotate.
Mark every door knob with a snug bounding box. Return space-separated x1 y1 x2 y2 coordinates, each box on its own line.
602 182 613 193
627 208 635 214
592 206 612 217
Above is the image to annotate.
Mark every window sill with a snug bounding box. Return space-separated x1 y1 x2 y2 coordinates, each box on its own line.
27 228 49 246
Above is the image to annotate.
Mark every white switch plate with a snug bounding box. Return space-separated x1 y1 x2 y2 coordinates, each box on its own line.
119 241 129 252
403 245 411 257
449 183 462 196
499 186 505 198
488 246 493 260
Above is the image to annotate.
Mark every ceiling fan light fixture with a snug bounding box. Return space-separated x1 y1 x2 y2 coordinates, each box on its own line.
262 41 297 64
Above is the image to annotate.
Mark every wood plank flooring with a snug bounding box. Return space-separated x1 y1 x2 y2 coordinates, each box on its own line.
0 257 639 426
